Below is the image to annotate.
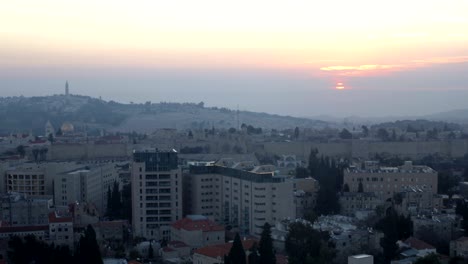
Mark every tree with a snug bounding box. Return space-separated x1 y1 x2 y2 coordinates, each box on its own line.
339 128 352 139
308 148 319 178
248 243 260 264
111 181 122 218
285 222 334 264
32 148 39 161
414 254 441 264
343 183 350 192
362 125 369 137
294 127 300 139
106 186 112 217
312 156 342 215
56 128 63 136
377 128 390 141
358 181 364 192
295 167 309 178
227 233 246 264
16 145 25 157
376 208 399 263
48 133 54 143
188 130 193 139
148 241 154 259
76 225 103 264
259 223 275 264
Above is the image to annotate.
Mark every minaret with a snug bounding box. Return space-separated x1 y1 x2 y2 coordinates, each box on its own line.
65 81 69 96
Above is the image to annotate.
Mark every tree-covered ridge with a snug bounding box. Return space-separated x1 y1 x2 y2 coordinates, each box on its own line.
0 94 331 134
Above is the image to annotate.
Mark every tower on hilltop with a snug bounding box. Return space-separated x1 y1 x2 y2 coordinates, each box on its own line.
65 81 69 96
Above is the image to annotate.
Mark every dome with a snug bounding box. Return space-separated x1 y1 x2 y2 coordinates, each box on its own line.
61 122 75 133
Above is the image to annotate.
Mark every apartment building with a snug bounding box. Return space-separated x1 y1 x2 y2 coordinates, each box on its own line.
48 211 74 248
5 167 46 195
339 192 382 217
54 163 118 214
343 161 437 200
4 162 82 195
186 165 296 236
131 149 182 240
0 192 53 226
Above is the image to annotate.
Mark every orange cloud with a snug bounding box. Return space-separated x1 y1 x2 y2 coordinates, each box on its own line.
320 56 468 76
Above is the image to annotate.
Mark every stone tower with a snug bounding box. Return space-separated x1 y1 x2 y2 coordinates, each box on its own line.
65 81 69 96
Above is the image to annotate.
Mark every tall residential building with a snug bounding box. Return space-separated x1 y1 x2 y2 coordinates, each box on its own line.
131 149 182 240
185 165 296 236
343 161 438 200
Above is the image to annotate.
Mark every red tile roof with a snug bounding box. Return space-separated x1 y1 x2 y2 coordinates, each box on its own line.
404 237 436 250
168 240 189 248
0 225 48 233
194 239 257 259
48 212 73 223
162 247 175 252
93 220 128 228
455 237 468 242
171 216 224 232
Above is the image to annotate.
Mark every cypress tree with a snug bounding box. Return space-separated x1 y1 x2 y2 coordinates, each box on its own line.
106 186 112 217
358 181 364 192
227 233 246 264
248 243 260 264
148 241 154 259
77 225 103 264
380 209 399 264
111 181 121 219
259 223 276 264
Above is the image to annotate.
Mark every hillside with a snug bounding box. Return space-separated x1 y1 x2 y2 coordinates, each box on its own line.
0 95 331 134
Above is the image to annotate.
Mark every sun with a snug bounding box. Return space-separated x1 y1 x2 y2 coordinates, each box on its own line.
335 82 345 90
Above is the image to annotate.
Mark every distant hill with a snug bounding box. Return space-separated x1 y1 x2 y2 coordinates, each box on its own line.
423 109 468 124
0 95 332 134
371 119 461 131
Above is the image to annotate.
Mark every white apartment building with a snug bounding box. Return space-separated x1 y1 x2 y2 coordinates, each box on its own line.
131 149 182 240
344 161 438 200
54 163 118 214
186 165 296 236
48 211 74 248
4 161 82 195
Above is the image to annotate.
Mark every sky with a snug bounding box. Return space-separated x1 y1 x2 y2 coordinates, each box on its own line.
1 0 468 117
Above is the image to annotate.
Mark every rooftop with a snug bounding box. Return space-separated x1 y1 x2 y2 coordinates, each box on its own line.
194 239 257 259
346 165 435 174
171 215 224 232
404 237 436 250
48 212 73 223
190 165 284 183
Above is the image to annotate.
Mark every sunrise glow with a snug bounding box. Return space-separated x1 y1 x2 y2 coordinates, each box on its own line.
336 83 345 90
0 0 467 92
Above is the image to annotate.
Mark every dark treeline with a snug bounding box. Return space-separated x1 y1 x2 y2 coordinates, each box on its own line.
106 182 132 221
307 148 345 216
7 225 102 264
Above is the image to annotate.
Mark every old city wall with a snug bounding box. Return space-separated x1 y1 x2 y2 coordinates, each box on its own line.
48 143 129 160
262 139 468 160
